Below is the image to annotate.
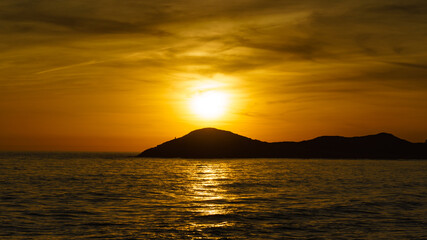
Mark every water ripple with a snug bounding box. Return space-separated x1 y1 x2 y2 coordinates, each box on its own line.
0 153 425 239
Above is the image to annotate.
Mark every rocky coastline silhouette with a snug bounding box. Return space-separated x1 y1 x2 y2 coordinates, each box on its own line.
138 128 427 159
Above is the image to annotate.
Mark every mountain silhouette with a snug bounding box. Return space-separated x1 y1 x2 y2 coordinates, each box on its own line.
138 128 427 159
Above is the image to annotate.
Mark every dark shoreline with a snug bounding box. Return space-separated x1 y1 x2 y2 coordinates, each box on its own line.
138 128 427 159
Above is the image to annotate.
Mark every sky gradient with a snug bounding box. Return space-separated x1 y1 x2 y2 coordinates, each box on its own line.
1 0 427 151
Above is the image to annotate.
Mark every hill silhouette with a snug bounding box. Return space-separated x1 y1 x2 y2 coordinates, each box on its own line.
138 128 427 159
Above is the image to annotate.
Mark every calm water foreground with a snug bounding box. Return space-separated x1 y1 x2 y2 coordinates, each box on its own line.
0 152 425 239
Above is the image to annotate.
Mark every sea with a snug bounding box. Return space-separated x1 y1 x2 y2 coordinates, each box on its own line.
0 152 425 239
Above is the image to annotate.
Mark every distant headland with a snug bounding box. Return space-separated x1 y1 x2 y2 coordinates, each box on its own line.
138 128 427 159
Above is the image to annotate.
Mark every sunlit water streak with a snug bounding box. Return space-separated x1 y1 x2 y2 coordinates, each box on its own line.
0 152 425 239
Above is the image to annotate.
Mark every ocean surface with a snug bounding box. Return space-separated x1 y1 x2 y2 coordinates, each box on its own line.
0 152 425 239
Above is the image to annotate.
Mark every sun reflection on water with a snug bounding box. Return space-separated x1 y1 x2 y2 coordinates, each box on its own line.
185 162 236 231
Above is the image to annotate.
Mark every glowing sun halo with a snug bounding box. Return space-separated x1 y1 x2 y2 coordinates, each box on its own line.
190 91 229 119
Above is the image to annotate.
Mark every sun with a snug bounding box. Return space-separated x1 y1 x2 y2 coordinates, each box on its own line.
190 90 229 119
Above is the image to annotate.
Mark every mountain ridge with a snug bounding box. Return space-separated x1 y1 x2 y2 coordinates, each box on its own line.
138 128 427 159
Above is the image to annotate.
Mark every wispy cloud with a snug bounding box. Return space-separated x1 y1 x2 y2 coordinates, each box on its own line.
383 61 427 70
1 0 427 149
36 60 99 74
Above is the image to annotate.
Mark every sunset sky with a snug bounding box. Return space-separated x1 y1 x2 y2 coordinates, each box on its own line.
1 0 427 151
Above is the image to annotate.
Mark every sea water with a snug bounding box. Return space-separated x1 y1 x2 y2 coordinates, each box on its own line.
0 152 425 239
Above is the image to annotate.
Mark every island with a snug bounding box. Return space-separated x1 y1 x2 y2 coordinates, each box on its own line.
138 128 427 159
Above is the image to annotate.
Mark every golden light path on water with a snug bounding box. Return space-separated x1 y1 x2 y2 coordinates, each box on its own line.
184 162 236 230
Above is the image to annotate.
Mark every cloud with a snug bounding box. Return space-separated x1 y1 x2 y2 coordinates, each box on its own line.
1 0 427 126
35 60 99 74
0 2 170 35
383 61 427 70
366 2 427 15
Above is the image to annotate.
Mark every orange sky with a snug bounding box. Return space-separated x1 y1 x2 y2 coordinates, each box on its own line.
1 0 427 151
